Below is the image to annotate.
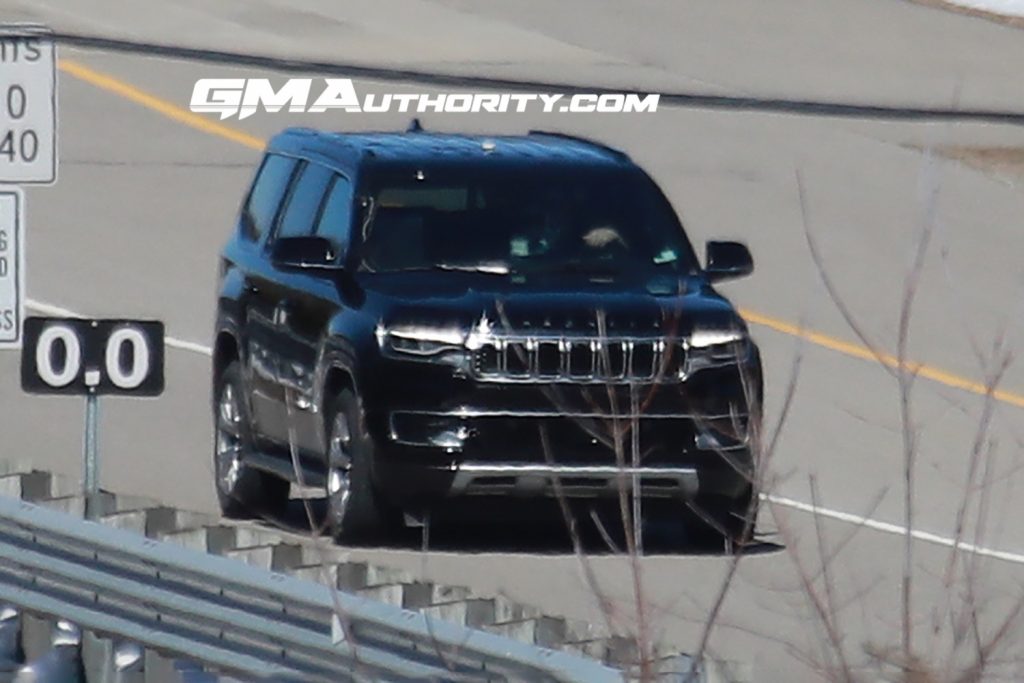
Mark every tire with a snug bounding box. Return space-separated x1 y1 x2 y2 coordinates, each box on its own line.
323 389 394 543
723 487 758 548
213 361 289 519
687 489 758 551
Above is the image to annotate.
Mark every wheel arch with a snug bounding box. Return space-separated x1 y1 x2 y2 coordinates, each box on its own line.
213 330 241 383
321 364 356 407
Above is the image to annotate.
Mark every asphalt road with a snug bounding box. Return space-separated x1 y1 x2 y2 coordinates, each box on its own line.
3 2 1024 680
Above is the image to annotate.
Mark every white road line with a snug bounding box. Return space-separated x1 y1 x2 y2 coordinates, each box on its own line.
26 298 213 356
763 494 1024 565
22 298 1024 565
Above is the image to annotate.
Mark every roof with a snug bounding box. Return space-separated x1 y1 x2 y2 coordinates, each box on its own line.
267 127 634 175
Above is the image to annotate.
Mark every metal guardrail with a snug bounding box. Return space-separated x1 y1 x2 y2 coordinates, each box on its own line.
0 495 624 682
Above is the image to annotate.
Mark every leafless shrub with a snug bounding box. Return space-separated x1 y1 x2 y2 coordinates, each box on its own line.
775 155 1024 682
490 284 794 680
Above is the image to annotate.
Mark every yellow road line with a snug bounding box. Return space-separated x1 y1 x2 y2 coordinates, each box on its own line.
740 309 1024 408
56 58 1024 410
58 59 265 151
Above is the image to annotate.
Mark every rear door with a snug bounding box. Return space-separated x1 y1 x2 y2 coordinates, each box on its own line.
236 153 300 446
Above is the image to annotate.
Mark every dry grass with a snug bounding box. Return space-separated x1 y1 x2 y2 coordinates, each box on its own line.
930 145 1024 182
906 0 1024 30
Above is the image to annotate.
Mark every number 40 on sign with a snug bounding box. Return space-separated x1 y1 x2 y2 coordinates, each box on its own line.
0 25 56 184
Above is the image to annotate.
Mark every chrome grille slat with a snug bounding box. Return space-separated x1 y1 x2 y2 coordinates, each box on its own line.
624 341 634 380
655 339 666 379
472 335 686 384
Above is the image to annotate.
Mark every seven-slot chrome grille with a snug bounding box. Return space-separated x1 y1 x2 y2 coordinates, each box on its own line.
471 336 687 383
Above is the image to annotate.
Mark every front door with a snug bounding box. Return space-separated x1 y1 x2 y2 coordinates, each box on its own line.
273 171 355 464
259 160 337 458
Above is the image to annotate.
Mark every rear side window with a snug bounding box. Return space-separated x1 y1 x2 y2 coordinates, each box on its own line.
243 154 297 241
276 163 335 239
315 175 354 257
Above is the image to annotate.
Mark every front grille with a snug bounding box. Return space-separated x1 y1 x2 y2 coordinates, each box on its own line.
472 336 686 383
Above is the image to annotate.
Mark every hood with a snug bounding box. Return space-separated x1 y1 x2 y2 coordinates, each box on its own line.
359 270 743 337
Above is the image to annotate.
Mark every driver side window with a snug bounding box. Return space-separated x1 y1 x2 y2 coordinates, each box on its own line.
315 174 354 262
276 162 334 240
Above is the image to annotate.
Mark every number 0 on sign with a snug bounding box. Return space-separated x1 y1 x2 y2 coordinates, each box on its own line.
20 317 165 396
0 24 56 184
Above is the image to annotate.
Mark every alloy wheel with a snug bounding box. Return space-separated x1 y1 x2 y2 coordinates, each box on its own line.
326 412 353 528
215 383 244 493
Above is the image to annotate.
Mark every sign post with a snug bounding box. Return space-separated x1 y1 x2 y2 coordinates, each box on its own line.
84 390 99 518
21 317 165 519
84 331 101 519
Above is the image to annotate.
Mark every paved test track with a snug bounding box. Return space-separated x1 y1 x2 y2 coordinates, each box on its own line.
3 1 1024 679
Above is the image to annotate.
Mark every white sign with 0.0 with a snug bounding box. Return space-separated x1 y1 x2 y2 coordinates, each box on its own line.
0 188 23 348
0 25 56 184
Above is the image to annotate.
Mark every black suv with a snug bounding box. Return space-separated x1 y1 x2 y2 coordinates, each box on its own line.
213 126 763 543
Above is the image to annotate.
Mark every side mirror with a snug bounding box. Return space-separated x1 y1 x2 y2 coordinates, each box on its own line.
271 236 340 270
705 241 753 283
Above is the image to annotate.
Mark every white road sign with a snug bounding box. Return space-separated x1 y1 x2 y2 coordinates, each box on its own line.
0 25 56 184
0 188 23 348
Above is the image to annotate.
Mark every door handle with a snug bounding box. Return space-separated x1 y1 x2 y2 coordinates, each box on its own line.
273 301 292 326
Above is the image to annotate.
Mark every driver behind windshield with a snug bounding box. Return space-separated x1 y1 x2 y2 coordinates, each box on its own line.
360 168 695 275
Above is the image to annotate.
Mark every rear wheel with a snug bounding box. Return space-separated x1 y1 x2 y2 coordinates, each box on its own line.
213 361 289 519
323 389 395 543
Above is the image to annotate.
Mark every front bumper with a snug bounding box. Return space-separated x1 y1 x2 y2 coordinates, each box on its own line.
361 346 761 508
370 436 753 508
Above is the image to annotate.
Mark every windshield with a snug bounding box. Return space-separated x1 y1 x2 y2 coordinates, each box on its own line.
358 167 699 275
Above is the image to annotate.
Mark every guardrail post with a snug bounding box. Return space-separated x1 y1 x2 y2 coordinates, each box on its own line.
0 605 21 673
14 620 83 683
83 633 144 683
19 614 52 662
111 641 144 683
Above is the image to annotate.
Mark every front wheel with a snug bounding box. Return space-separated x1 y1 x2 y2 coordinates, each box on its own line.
687 489 758 551
323 389 395 543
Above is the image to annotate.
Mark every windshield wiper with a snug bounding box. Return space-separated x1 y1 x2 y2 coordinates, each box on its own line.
434 261 511 275
384 261 512 275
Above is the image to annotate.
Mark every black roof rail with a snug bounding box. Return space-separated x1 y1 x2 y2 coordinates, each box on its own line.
526 130 628 159
283 126 320 136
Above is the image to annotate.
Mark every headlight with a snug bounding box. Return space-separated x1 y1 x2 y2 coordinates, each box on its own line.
388 335 461 356
687 328 749 366
376 324 466 357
